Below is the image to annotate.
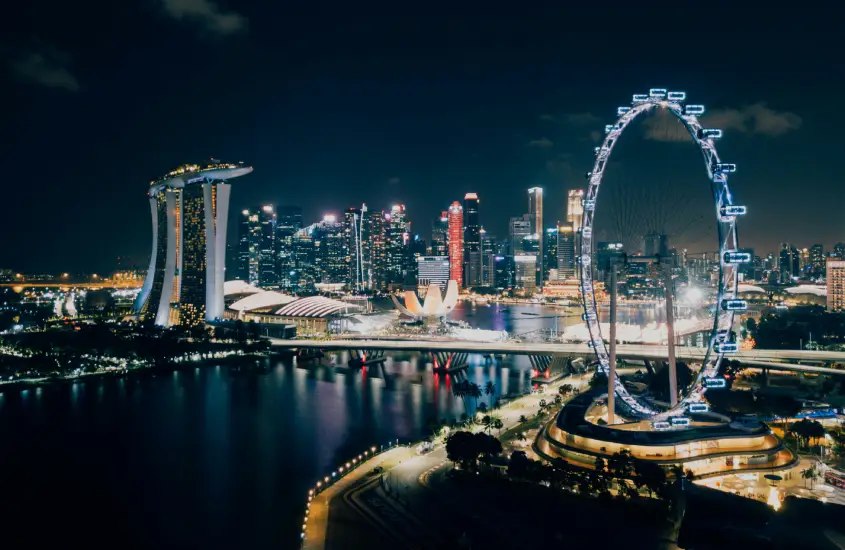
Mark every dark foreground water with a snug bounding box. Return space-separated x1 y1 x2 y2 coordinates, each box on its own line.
0 301 671 548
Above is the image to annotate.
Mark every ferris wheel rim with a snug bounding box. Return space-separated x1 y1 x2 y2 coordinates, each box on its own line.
578 91 742 421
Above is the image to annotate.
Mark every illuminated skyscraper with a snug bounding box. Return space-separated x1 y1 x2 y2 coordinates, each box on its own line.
480 228 495 287
431 212 448 256
556 225 576 279
528 187 543 284
135 161 252 326
567 189 585 230
237 209 260 283
827 260 845 312
447 201 464 287
463 193 481 287
276 205 302 290
810 244 825 276
385 205 409 287
779 243 793 281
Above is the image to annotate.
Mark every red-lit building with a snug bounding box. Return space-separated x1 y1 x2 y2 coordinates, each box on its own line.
447 201 464 288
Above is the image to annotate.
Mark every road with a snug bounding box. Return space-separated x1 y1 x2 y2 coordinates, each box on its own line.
315 373 592 549
270 338 845 374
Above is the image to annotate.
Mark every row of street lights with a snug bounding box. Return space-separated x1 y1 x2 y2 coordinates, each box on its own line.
300 439 401 546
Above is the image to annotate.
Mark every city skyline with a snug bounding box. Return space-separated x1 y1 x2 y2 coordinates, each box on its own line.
4 12 845 273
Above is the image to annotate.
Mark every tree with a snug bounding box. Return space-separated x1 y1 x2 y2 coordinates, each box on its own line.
492 417 504 437
634 460 667 498
477 402 488 414
518 414 528 425
484 381 496 408
558 384 574 397
801 466 817 489
469 382 483 409
607 450 635 479
508 450 532 478
594 457 607 472
446 431 479 470
791 419 825 449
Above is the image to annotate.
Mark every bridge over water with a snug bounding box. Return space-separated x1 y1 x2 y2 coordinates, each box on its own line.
269 338 845 376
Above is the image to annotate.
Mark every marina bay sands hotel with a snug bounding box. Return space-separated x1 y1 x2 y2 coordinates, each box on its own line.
133 160 253 326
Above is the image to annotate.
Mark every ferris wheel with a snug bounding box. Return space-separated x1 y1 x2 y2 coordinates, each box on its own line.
579 89 748 420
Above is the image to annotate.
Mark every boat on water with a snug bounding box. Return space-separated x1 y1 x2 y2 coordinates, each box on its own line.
521 312 539 316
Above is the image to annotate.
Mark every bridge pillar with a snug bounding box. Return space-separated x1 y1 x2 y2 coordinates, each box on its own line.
348 348 386 369
430 351 469 374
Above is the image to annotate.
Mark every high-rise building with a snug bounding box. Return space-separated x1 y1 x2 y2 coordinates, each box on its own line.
779 243 793 281
544 227 558 282
417 256 450 294
480 228 495 287
276 206 302 290
257 206 277 286
385 205 410 287
237 209 260 284
791 246 800 278
528 187 544 284
316 215 347 284
447 201 464 287
509 215 532 255
827 260 845 312
135 161 252 326
237 205 276 286
834 243 845 259
567 189 585 230
514 254 537 292
556 225 577 279
644 233 669 258
463 193 482 287
431 212 448 256
493 256 510 291
810 244 825 276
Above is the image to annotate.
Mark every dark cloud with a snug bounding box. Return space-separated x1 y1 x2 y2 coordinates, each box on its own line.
13 49 80 92
527 137 554 149
642 103 802 142
160 0 248 35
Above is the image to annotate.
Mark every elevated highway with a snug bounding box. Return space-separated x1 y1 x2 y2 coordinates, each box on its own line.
269 338 845 375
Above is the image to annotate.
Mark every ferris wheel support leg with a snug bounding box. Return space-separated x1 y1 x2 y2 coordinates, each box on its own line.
663 262 678 407
608 263 617 424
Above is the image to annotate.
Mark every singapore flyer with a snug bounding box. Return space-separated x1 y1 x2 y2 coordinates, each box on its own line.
579 89 748 421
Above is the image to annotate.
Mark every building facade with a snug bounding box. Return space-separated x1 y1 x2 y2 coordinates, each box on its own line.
417 256 450 294
463 193 481 287
528 187 543 284
567 189 585 230
135 161 252 326
827 260 845 312
447 201 464 288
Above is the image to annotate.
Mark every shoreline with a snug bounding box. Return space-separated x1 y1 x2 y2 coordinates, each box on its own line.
0 351 273 394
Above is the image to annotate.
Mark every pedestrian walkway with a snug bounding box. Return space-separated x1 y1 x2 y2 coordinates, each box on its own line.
303 446 413 550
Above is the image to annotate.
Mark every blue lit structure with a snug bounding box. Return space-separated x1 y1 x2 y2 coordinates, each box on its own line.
579 89 744 420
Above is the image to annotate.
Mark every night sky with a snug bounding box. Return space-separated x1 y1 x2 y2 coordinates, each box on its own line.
3 5 843 273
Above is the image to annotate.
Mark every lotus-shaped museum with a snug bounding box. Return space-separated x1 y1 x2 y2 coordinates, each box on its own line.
391 281 459 322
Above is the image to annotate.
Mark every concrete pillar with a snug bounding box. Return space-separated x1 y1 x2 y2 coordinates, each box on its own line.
608 263 617 424
663 262 678 407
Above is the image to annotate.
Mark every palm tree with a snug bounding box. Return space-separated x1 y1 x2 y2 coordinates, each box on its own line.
518 414 528 425
801 466 816 489
492 417 504 437
481 415 493 434
484 381 496 408
469 382 483 410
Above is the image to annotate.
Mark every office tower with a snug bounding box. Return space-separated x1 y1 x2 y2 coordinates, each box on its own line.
135 161 252 326
292 230 316 293
463 193 482 287
316 215 347 284
791 247 800 278
544 227 558 282
417 256 450 293
597 242 624 283
834 243 845 259
509 214 532 255
810 244 825 276
368 211 388 290
237 209 260 283
567 189 585 230
385 204 409 286
556 225 576 279
257 206 277 286
827 260 845 312
447 201 464 287
431 212 448 256
643 233 669 258
778 243 792 281
480 228 495 287
493 256 510 291
276 206 302 290
738 248 755 281
514 255 537 292
528 187 544 283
